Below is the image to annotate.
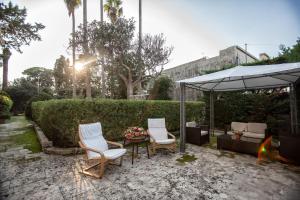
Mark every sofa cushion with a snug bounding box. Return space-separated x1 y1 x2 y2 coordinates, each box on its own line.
240 136 262 143
247 123 267 134
227 131 234 135
201 130 208 136
243 131 265 139
231 122 248 132
186 121 197 127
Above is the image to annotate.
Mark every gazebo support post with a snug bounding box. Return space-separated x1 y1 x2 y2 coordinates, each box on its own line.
210 91 215 136
180 82 186 153
290 84 298 135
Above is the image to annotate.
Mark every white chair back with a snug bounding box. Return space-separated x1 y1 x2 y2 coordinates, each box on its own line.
79 122 108 157
148 118 168 141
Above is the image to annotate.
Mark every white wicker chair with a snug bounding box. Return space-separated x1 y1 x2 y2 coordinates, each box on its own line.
147 118 176 154
78 122 126 178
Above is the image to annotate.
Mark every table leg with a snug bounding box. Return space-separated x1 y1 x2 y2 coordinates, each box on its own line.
132 144 134 165
146 143 150 159
136 144 139 155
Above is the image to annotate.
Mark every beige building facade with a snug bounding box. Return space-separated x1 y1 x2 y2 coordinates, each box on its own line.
163 46 258 100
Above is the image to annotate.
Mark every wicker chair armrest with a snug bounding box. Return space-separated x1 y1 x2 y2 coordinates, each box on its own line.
78 141 105 157
167 132 176 139
107 141 123 148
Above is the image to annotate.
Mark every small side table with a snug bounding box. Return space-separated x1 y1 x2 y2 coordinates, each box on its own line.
124 136 150 165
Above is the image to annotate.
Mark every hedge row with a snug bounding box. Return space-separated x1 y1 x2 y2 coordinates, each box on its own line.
32 99 205 147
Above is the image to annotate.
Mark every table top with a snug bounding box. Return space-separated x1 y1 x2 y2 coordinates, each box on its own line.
124 136 150 144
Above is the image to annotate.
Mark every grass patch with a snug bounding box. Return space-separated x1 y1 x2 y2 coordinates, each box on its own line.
10 128 42 153
203 135 218 149
176 153 197 164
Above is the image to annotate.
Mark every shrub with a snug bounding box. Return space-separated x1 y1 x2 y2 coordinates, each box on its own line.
25 92 53 119
149 76 174 100
0 92 13 120
32 99 205 147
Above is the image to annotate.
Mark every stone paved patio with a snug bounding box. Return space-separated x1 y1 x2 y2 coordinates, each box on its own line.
1 118 300 200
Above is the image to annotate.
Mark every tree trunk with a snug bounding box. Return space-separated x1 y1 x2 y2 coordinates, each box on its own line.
2 48 11 90
137 0 143 95
100 0 106 98
139 0 142 52
127 82 133 99
83 0 91 98
72 11 77 98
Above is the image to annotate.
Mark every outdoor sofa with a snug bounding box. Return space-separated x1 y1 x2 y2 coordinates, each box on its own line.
218 122 268 155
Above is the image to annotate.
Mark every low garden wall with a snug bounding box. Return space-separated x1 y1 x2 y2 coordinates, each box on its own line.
32 99 205 147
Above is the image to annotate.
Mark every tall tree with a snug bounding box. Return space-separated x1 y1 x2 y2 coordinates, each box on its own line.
104 0 123 24
82 0 92 98
0 2 44 90
137 0 142 93
22 67 54 92
53 55 72 96
73 19 173 99
100 0 106 97
64 0 81 98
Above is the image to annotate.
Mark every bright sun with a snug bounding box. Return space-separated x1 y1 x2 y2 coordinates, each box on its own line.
74 62 85 71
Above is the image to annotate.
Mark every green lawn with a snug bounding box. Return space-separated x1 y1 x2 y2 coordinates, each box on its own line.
1 115 42 153
10 128 42 153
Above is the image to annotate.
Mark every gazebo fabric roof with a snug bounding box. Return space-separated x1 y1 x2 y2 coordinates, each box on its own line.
177 62 300 91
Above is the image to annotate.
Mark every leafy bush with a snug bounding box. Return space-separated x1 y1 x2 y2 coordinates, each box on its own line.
25 92 53 119
32 99 204 147
0 92 13 120
149 76 174 100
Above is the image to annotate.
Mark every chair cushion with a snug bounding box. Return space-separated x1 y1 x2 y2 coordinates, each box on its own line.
79 122 108 153
231 122 248 132
88 148 127 160
201 130 209 136
155 139 175 145
243 131 265 139
247 123 267 134
148 128 168 141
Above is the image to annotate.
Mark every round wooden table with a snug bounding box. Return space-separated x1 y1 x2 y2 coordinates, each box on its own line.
123 136 150 165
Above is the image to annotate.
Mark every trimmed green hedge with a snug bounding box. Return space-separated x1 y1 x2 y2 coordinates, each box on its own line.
32 99 204 147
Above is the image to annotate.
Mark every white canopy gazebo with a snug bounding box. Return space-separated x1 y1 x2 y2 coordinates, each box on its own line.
177 62 300 153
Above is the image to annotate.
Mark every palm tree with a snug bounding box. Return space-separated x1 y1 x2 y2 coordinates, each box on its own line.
100 0 106 98
82 0 92 98
137 0 142 94
104 0 123 23
138 0 142 53
64 0 81 98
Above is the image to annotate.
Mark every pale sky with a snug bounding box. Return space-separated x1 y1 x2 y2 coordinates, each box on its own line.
1 0 300 82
